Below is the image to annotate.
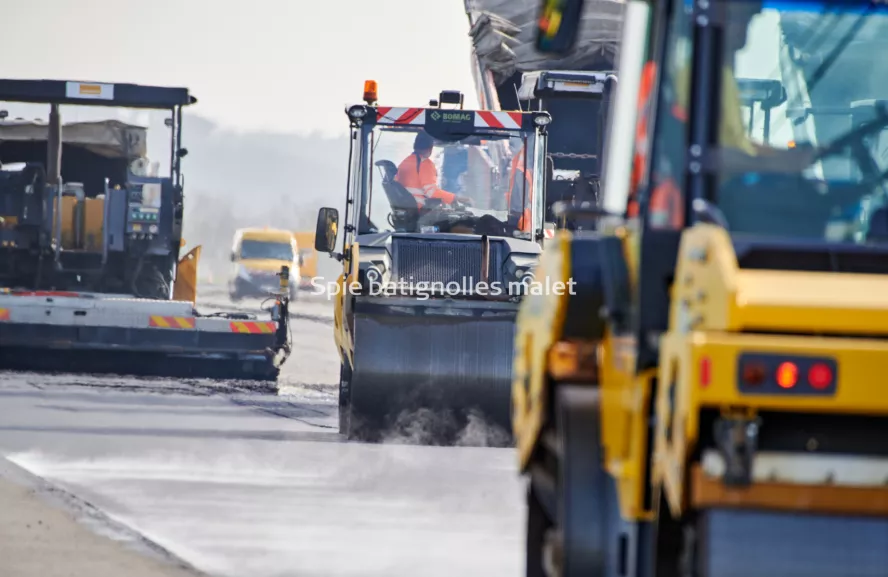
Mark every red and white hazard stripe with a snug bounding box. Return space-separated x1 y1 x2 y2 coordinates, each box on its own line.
475 111 523 130
376 107 425 125
544 229 556 239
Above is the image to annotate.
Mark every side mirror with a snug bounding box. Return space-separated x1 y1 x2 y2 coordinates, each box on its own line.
230 252 236 262
535 0 585 54
315 207 339 253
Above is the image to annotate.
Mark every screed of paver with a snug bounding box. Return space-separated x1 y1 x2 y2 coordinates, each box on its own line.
0 477 202 577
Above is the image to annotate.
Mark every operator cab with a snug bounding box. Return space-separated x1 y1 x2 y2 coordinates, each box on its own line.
342 86 551 241
605 0 888 272
517 70 617 229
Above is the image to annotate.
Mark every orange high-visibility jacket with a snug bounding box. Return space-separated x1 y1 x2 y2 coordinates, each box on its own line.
507 149 533 231
627 60 657 218
627 60 685 228
395 153 456 206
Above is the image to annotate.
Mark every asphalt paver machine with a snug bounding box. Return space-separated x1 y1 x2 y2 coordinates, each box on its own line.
0 79 291 379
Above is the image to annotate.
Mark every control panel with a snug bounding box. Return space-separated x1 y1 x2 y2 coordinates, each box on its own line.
126 182 162 238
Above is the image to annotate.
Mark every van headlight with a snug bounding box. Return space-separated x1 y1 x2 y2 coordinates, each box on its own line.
237 265 252 280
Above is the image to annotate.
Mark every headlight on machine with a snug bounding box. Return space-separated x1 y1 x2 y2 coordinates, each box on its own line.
358 261 387 293
365 266 381 286
504 255 538 294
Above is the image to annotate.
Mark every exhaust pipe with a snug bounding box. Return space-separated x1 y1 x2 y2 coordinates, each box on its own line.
48 104 64 266
480 234 490 292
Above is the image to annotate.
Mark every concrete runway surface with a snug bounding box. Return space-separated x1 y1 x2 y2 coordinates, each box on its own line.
0 284 524 577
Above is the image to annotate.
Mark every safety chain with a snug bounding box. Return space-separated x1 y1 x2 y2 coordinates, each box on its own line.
548 152 599 160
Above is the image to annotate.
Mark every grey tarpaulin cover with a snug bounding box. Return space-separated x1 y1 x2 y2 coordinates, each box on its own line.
0 119 147 159
465 0 625 84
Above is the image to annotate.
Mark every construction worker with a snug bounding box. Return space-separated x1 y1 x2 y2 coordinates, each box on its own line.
626 60 658 222
395 131 472 208
506 137 533 232
629 1 817 228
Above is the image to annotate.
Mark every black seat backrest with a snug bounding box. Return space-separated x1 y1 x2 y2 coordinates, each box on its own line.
375 159 419 213
0 163 46 223
376 159 398 182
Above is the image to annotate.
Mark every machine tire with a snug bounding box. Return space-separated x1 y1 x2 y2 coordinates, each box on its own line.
526 482 553 577
339 358 353 436
554 385 608 577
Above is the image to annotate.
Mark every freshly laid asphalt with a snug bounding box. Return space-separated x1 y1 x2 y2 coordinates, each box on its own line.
0 288 525 577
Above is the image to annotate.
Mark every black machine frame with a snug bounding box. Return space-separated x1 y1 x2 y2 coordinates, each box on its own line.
0 78 198 296
0 79 195 188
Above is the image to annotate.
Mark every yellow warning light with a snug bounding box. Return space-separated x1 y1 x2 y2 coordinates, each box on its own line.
776 361 798 389
363 80 378 104
788 140 796 148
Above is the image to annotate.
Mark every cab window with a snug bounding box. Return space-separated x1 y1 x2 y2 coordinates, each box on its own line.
713 0 888 245
643 0 693 230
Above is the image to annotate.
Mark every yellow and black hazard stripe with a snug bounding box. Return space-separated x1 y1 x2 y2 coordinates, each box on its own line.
149 315 196 329
229 321 276 334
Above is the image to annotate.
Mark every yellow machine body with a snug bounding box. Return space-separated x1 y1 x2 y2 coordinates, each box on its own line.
332 242 359 370
513 225 656 522
173 245 202 303
655 224 888 515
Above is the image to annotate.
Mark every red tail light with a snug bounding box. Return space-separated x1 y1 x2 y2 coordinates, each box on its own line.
808 363 833 389
737 353 836 395
741 361 766 386
700 356 711 388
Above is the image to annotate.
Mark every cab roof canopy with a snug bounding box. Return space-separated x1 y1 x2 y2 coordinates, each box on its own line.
348 103 549 139
0 79 197 109
0 119 147 159
517 70 614 100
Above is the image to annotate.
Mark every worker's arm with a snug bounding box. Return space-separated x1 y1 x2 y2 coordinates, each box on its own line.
418 160 456 203
718 70 817 173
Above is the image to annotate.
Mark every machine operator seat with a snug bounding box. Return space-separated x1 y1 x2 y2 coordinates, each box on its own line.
375 160 420 231
0 163 46 218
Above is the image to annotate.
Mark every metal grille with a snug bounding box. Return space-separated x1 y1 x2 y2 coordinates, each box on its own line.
392 238 502 288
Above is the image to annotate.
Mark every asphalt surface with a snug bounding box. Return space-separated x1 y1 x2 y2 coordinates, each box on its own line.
0 284 524 577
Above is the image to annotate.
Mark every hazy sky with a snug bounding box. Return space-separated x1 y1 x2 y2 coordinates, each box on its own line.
4 0 480 137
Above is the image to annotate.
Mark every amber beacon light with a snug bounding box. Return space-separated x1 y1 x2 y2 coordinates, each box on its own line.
363 80 378 105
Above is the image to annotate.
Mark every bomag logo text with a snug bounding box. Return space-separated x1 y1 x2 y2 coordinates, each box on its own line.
441 112 471 121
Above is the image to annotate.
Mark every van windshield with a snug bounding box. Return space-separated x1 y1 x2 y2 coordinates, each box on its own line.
240 240 292 261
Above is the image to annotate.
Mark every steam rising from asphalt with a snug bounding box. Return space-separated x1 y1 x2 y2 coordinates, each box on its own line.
378 408 511 448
